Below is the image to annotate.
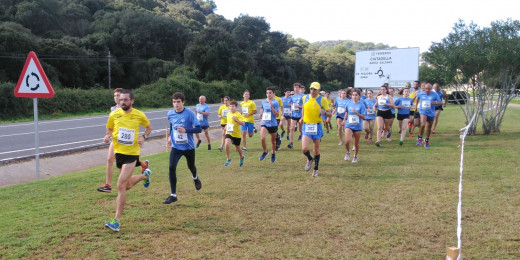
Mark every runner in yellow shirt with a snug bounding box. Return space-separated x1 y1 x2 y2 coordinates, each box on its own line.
224 100 246 167
240 90 257 152
103 90 152 232
217 96 231 151
274 93 283 150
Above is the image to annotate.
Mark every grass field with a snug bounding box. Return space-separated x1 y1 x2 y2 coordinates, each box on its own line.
1 105 519 259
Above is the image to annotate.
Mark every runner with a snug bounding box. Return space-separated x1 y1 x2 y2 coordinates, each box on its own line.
103 90 152 232
258 86 280 162
416 83 443 148
410 81 423 137
274 92 283 150
407 81 419 136
373 85 395 147
288 83 304 149
97 88 149 193
300 82 330 177
386 86 396 141
217 96 230 152
342 89 366 163
194 95 211 150
280 88 292 141
394 88 413 145
240 90 257 152
164 92 203 204
323 90 334 133
362 89 376 143
224 101 246 166
333 89 349 145
432 83 447 133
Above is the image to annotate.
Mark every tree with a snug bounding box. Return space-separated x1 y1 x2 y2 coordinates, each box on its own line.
424 19 520 134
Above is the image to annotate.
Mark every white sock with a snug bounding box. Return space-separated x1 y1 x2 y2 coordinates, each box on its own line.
171 194 177 197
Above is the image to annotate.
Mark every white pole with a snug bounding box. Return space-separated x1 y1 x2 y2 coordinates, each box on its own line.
33 98 40 179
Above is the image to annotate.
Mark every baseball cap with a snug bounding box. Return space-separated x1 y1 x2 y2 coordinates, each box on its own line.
310 82 321 90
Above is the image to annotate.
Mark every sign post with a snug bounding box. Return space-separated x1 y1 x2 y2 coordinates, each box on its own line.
14 51 55 179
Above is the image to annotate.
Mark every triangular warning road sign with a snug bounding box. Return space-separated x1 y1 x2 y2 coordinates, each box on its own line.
14 51 55 98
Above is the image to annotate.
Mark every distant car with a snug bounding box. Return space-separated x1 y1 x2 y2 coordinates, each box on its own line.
448 91 469 104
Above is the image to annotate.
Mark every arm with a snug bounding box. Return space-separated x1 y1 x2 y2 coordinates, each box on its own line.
271 101 279 118
103 128 113 143
138 124 153 146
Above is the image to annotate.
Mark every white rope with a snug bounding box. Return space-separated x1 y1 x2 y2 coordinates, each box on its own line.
456 113 477 259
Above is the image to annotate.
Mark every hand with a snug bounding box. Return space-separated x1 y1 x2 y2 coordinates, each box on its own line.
138 135 145 146
103 135 110 143
232 116 237 122
176 126 186 133
167 137 171 147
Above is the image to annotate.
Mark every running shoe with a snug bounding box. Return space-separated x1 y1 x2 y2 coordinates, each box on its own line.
352 156 358 163
416 138 423 146
312 169 319 177
286 135 290 141
270 153 276 163
194 178 202 190
338 141 343 145
253 127 257 133
280 130 285 138
105 218 120 232
424 141 430 148
242 147 247 152
368 138 373 143
386 131 392 138
326 130 329 134
298 135 302 141
409 133 414 137
143 168 151 188
196 140 202 148
97 184 112 193
259 152 268 161
224 159 231 166
344 152 351 161
239 156 245 167
140 160 149 173
352 146 355 151
432 129 436 134
399 140 404 146
208 144 212 150
287 142 293 149
218 146 223 152
375 141 381 147
163 195 177 204
305 159 313 171
364 132 369 139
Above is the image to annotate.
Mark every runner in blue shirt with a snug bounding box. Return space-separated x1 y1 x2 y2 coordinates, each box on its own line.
258 86 280 162
362 89 376 143
333 89 350 146
195 95 211 150
394 88 414 145
416 83 442 148
288 83 305 149
280 88 292 141
432 83 447 134
342 89 366 163
164 92 202 204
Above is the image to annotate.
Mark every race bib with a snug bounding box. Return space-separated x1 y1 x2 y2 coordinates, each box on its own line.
242 107 249 115
284 108 291 114
402 101 411 108
348 115 360 125
197 113 203 121
422 100 431 109
174 130 188 144
337 107 345 114
291 104 299 111
378 98 387 106
262 112 271 121
226 123 234 133
117 127 135 145
306 123 318 135
222 109 229 117
367 109 375 115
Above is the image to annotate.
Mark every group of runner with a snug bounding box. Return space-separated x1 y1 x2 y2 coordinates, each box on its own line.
98 80 447 232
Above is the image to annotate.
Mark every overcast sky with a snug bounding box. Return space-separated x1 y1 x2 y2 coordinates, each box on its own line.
213 0 519 52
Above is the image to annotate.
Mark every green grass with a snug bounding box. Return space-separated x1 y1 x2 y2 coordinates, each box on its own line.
1 104 519 259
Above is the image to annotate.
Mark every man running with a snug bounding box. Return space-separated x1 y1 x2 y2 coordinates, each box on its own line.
195 95 211 150
164 92 203 204
97 88 149 193
280 88 292 141
416 83 443 148
288 83 304 149
300 82 330 177
258 86 280 162
104 90 152 232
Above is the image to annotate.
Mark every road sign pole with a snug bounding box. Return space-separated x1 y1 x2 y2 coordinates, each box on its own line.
34 98 40 179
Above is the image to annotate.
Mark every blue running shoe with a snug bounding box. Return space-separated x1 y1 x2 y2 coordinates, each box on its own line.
271 153 276 163
105 218 120 232
424 141 430 148
259 152 268 161
143 168 151 188
416 138 423 146
287 142 293 149
298 135 302 141
280 130 285 138
239 156 245 167
196 140 201 148
224 159 231 166
286 135 290 141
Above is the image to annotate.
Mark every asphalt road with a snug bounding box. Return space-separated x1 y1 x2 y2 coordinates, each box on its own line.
0 100 262 163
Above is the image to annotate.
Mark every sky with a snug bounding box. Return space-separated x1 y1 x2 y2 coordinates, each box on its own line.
212 0 520 52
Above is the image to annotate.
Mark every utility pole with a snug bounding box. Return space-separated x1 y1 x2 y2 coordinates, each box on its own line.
108 50 111 89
